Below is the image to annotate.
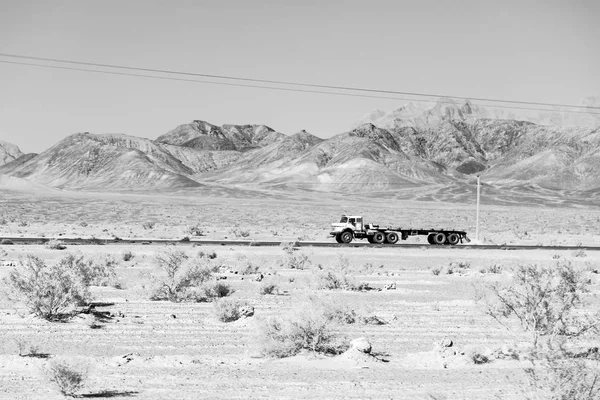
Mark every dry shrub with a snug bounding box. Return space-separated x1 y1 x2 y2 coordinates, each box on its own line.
230 226 250 238
122 250 134 262
235 255 261 275
187 225 204 237
45 239 66 250
214 298 252 322
278 244 311 270
260 282 278 295
258 294 379 358
142 221 155 229
149 249 218 302
44 358 90 397
3 254 91 321
481 260 600 399
203 282 233 299
58 253 118 287
259 307 348 358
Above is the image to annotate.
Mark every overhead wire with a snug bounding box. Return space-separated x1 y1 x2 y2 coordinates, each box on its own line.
1 59 600 116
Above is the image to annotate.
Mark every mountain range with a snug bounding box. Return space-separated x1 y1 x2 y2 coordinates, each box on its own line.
1 98 599 200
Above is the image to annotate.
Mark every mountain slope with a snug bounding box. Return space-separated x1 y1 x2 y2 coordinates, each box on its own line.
0 140 24 166
0 133 201 190
156 120 285 151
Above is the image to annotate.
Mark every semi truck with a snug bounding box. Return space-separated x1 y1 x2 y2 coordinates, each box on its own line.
330 215 469 245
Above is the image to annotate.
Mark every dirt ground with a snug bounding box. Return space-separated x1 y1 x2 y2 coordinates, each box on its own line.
1 190 599 399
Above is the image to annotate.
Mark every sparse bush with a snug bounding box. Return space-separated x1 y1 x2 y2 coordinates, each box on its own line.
230 226 250 238
313 255 368 291
78 221 88 227
187 225 204 237
572 249 587 258
467 349 492 364
45 239 66 250
259 307 349 358
198 251 217 260
479 263 502 274
122 250 134 262
260 282 278 295
203 282 233 299
142 221 156 229
18 221 28 227
3 255 91 321
44 358 89 397
149 249 215 302
0 218 7 225
431 267 441 276
277 246 311 270
480 260 600 399
235 255 261 275
213 298 253 322
57 253 118 287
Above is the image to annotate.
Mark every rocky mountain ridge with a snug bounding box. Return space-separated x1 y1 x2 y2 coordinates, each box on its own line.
1 99 599 197
0 140 24 166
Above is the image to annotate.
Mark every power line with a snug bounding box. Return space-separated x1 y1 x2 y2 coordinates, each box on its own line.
2 59 600 117
1 52 599 112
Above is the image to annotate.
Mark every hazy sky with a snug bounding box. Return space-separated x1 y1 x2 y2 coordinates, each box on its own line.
1 0 599 153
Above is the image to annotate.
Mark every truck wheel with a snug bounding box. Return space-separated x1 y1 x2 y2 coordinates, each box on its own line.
386 232 399 244
447 233 460 245
335 234 343 243
433 232 446 245
427 234 435 245
340 231 353 244
372 232 385 244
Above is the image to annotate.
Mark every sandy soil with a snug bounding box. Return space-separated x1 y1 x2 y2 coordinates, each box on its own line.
1 190 600 246
1 191 599 399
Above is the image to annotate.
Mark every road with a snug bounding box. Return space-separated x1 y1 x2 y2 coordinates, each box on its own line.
1 237 599 251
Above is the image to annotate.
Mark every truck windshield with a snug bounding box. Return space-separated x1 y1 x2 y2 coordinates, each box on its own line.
340 216 348 223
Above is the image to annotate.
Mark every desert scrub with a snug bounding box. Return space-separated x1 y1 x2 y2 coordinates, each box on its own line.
230 225 250 238
3 254 91 321
186 224 205 237
479 263 502 274
44 358 90 397
213 298 253 322
259 306 349 358
480 260 600 399
58 253 118 287
260 282 278 295
234 254 261 275
203 282 234 299
122 250 134 262
45 239 66 250
277 243 311 270
432 261 471 275
142 221 156 229
149 249 218 302
308 294 382 325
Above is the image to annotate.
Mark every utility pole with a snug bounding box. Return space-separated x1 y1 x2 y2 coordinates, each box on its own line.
475 175 481 242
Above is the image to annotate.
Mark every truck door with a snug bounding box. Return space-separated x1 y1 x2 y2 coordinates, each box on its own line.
356 217 363 231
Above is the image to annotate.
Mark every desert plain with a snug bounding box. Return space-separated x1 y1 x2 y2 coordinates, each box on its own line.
0 188 599 400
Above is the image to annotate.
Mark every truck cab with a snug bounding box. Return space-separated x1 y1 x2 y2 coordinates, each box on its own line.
330 215 364 243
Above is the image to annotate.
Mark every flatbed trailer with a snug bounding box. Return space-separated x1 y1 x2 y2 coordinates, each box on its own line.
330 215 469 245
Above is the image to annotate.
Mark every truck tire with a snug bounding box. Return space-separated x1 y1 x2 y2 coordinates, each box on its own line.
433 232 446 245
427 234 435 245
372 232 385 244
385 232 399 244
340 231 353 244
447 233 460 245
335 234 343 243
